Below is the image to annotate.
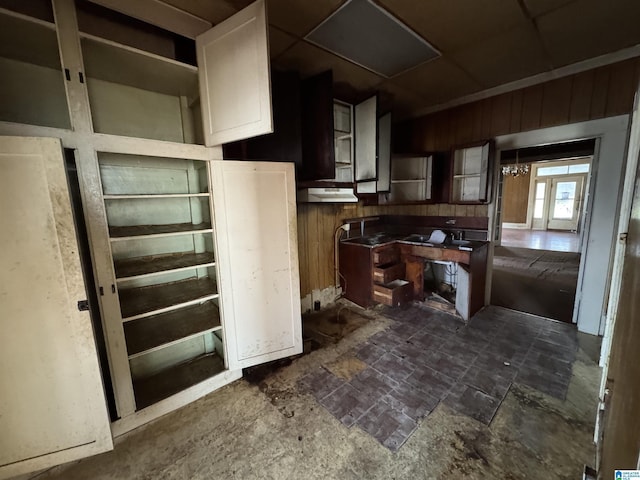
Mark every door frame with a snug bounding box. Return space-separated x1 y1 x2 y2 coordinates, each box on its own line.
487 115 630 335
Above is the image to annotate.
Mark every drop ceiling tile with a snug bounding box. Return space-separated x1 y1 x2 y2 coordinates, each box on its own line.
273 40 384 94
269 27 297 59
390 58 483 107
452 23 552 88
267 0 346 38
521 0 576 17
376 80 431 119
536 0 640 67
378 0 528 53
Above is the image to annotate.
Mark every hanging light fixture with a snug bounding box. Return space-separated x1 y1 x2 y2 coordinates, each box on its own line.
502 150 530 177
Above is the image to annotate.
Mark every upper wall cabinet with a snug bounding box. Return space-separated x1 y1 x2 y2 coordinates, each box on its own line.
450 140 493 204
354 95 378 191
196 0 272 146
222 69 302 165
0 8 71 129
300 70 335 181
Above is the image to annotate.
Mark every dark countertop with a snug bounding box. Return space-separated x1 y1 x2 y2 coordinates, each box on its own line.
341 233 488 252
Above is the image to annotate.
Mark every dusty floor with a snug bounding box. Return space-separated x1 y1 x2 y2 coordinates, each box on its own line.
37 303 600 480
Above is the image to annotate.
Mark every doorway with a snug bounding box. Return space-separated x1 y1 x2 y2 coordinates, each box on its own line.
492 150 594 323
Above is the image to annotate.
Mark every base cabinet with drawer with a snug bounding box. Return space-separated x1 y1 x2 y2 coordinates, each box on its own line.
339 242 412 308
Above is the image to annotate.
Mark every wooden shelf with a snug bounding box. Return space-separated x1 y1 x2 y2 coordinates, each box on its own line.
115 251 215 281
80 33 198 98
391 179 426 183
119 277 218 321
104 193 210 200
0 8 60 70
453 173 481 179
133 353 224 410
109 222 212 240
124 301 221 358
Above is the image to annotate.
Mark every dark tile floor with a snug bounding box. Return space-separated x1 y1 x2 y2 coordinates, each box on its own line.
299 305 579 451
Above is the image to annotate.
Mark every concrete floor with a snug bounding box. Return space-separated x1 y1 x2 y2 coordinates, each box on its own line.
36 303 601 480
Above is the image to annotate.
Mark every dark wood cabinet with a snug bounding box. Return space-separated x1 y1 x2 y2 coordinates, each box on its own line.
300 70 335 181
223 69 302 166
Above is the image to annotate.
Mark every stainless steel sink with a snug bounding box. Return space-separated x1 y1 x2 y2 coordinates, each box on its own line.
402 234 434 245
450 239 472 246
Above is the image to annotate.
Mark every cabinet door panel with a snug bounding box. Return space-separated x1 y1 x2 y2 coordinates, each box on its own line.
300 70 335 180
0 137 112 479
197 0 272 146
211 161 302 370
355 95 377 182
377 112 392 192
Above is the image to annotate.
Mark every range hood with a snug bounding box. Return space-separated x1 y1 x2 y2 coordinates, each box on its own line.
297 187 358 203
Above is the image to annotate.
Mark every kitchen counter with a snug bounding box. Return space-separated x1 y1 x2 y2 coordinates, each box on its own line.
339 233 489 319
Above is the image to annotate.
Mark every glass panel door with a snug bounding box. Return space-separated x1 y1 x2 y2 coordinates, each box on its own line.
547 176 585 231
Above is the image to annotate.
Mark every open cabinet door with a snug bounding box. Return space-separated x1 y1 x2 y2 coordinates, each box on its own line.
355 95 378 194
211 161 302 370
197 0 273 146
0 137 112 479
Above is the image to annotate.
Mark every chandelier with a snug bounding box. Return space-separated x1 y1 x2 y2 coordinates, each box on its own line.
501 150 529 177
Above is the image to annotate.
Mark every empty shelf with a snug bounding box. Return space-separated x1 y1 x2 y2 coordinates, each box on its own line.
125 301 221 357
103 193 210 200
133 353 224 410
109 222 212 240
119 277 217 321
115 252 215 280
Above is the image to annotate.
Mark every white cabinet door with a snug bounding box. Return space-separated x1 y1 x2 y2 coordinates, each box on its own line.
0 137 112 479
377 112 392 192
354 95 377 182
197 0 273 146
211 161 302 370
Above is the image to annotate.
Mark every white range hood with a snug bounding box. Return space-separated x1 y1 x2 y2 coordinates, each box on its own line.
297 187 358 203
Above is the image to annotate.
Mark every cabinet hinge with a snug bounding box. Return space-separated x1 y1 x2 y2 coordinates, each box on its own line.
111 284 116 294
79 72 85 84
64 68 71 81
99 286 104 296
77 300 89 311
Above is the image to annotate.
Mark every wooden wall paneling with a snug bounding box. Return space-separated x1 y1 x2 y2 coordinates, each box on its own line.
605 59 638 117
569 70 595 123
480 98 493 139
520 84 544 132
502 170 530 223
454 104 475 145
471 100 484 141
509 89 523 133
297 203 309 296
490 93 512 136
541 77 572 127
590 66 611 119
322 205 337 289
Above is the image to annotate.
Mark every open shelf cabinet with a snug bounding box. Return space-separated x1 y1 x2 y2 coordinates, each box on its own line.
450 141 492 204
0 8 71 129
389 155 434 203
97 151 225 411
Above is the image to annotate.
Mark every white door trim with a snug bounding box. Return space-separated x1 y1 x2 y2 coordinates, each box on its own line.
489 114 630 335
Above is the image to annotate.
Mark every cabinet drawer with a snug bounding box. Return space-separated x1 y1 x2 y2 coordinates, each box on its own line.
372 262 405 284
373 280 413 307
373 247 399 265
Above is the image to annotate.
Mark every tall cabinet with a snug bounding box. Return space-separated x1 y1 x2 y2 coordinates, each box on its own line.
0 1 301 478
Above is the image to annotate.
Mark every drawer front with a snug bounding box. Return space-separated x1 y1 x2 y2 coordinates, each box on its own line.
373 247 399 265
372 280 413 307
372 262 405 284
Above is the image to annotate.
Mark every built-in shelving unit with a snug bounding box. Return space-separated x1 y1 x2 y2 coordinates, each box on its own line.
80 31 202 144
0 8 71 128
389 155 433 203
98 151 225 410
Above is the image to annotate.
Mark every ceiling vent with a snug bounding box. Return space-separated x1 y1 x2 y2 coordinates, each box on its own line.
305 0 440 78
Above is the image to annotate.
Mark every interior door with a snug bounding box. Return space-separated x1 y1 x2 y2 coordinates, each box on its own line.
547 175 585 231
354 95 378 184
196 0 272 146
210 160 302 370
0 137 112 479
